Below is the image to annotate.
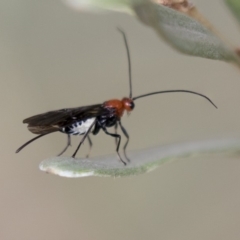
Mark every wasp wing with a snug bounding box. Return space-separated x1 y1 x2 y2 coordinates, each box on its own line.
23 104 111 134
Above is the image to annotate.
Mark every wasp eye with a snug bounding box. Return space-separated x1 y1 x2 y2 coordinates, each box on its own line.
130 102 135 110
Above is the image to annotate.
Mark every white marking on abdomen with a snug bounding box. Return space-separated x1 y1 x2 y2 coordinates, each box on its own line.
62 118 95 135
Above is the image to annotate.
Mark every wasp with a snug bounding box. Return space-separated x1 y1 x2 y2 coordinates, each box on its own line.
16 29 217 165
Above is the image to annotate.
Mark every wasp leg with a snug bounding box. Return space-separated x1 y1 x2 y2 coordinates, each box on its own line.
118 121 130 162
72 119 96 158
57 134 71 156
114 122 118 147
102 127 126 166
85 135 93 158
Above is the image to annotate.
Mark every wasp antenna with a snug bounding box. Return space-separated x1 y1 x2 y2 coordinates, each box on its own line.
117 27 132 99
132 90 217 109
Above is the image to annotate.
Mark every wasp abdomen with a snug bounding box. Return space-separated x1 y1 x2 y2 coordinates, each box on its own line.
61 118 96 135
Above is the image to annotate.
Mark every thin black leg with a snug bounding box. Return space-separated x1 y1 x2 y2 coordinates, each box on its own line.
114 122 118 147
58 134 71 156
118 121 130 162
102 127 126 165
85 135 93 158
72 119 96 158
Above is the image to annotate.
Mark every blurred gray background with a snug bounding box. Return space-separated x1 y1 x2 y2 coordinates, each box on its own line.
1 0 240 239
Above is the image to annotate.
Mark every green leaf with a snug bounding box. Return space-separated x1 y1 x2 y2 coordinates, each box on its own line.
133 2 240 62
225 0 240 23
63 0 240 63
63 0 145 13
39 138 240 178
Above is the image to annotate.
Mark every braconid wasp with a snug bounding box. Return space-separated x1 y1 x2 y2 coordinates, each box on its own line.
16 29 217 165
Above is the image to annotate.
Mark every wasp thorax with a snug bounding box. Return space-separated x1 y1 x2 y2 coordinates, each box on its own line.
122 98 135 112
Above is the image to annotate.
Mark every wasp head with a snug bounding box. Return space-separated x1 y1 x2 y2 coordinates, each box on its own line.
122 98 135 112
